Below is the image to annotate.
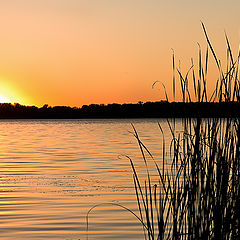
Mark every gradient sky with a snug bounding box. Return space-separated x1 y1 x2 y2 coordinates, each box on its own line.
0 0 239 106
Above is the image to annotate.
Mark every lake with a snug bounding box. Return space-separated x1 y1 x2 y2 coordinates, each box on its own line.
0 119 179 240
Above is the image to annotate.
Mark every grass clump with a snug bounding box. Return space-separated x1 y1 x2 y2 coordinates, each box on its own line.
86 23 240 240
129 23 240 240
132 117 240 239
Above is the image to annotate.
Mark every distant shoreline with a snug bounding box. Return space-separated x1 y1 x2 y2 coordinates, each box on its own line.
0 101 239 119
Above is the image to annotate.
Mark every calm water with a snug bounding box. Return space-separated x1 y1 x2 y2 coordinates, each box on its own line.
0 119 178 240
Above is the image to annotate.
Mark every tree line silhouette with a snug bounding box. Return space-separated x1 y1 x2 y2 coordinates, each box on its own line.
0 101 239 118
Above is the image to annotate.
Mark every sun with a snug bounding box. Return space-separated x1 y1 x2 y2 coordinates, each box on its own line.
0 80 29 105
0 94 11 103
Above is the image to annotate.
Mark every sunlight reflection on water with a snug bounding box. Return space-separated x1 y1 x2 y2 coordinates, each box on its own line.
0 119 178 240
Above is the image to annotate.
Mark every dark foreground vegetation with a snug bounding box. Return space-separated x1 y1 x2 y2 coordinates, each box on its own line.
0 101 239 118
87 23 240 239
125 24 240 240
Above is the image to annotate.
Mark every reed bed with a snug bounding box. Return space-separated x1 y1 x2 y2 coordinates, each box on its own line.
87 23 240 239
129 23 240 240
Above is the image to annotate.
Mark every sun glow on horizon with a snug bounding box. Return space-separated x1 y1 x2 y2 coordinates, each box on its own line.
0 80 29 105
0 94 11 103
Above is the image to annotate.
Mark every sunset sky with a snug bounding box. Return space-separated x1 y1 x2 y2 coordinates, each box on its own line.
0 0 239 107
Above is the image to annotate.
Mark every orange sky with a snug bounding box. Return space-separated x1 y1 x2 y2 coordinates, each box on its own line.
0 0 239 107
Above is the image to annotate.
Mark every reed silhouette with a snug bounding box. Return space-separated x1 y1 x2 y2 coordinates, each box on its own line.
87 23 240 240
126 23 240 239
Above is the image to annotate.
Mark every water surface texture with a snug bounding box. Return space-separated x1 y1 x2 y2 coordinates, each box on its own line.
0 119 176 240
